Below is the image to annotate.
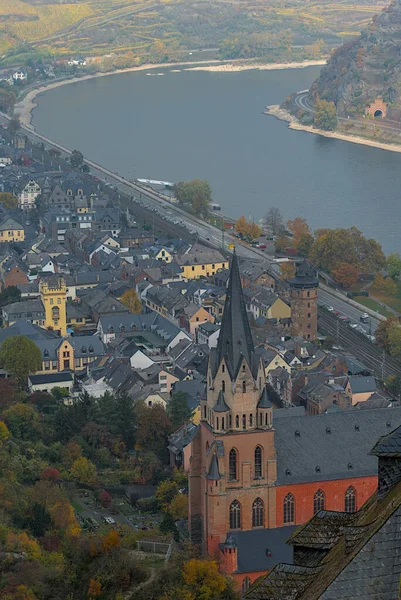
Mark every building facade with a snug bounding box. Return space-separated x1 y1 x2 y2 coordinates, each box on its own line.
40 277 67 336
290 261 318 340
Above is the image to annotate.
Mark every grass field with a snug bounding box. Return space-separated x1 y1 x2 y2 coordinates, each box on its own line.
353 295 393 318
0 0 387 61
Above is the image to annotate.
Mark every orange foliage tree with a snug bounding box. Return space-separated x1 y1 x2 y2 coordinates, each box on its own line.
287 217 311 248
332 262 359 288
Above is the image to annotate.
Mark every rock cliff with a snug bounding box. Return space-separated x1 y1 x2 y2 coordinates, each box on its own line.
308 0 401 120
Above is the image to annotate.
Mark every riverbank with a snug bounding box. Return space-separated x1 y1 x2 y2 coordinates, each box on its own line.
266 104 401 154
15 58 326 129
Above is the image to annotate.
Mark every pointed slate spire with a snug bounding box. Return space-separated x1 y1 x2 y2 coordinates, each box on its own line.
216 249 254 376
258 386 272 408
207 454 221 480
213 390 230 413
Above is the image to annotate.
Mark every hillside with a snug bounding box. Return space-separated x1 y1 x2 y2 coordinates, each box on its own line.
0 0 388 65
308 0 401 120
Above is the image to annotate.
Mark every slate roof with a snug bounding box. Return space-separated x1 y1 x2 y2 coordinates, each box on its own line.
214 250 255 378
224 526 297 575
213 390 230 412
371 425 401 457
0 217 23 231
273 407 401 485
207 454 221 480
0 320 56 344
349 376 376 394
29 372 73 385
258 386 272 408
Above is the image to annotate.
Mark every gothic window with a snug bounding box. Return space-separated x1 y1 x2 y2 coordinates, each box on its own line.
249 414 253 427
283 493 295 524
222 417 225 430
242 414 246 429
216 417 219 430
229 414 232 428
229 500 241 529
254 446 262 478
313 489 325 514
222 380 225 392
52 306 60 321
203 405 207 418
242 577 251 594
252 498 264 528
236 415 239 428
229 449 237 481
222 364 225 373
242 381 246 393
259 413 262 426
345 486 356 513
265 413 269 426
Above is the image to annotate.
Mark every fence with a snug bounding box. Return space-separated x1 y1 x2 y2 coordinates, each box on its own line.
136 540 172 562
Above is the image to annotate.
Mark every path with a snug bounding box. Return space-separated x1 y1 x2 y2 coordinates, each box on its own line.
124 566 156 600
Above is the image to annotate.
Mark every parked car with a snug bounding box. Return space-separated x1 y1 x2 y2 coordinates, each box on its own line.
257 244 267 249
360 312 369 323
339 315 349 322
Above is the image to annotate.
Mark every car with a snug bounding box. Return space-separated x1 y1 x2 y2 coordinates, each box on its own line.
360 312 369 323
339 315 349 322
257 244 266 249
326 306 334 312
334 311 341 316
349 323 358 329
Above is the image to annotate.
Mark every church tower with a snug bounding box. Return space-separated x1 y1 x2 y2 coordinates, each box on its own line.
189 251 277 554
40 276 67 336
289 261 319 340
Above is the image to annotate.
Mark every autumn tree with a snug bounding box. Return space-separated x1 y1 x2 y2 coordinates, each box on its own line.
3 403 41 440
182 559 228 600
386 375 401 399
235 216 261 241
313 98 337 131
287 217 311 248
121 288 142 314
99 489 112 508
332 262 359 288
387 253 401 280
373 274 397 296
168 391 193 429
40 467 61 481
169 493 188 520
235 215 248 236
375 318 401 357
0 378 16 410
156 479 179 512
0 421 10 443
70 456 97 485
264 207 285 235
0 192 18 209
297 233 314 257
135 402 172 462
280 261 296 280
87 579 102 598
0 335 41 389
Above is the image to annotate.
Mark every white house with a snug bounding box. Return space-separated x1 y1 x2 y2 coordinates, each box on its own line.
0 156 12 167
67 58 86 66
18 180 41 210
12 71 27 82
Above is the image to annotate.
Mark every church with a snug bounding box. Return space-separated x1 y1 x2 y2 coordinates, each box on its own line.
188 251 401 592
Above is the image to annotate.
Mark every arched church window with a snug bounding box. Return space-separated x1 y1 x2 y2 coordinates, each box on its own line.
229 449 237 481
229 500 241 529
242 414 246 429
242 577 251 593
254 446 262 478
252 498 264 527
345 486 356 513
313 489 325 514
283 493 295 524
242 381 246 393
222 380 225 392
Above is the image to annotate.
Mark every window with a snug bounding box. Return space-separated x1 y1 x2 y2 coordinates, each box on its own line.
63 351 70 358
252 498 264 527
249 414 253 427
216 417 219 430
222 364 225 373
229 500 241 529
345 486 356 513
44 361 50 370
308 313 311 318
254 446 262 478
229 449 237 481
222 417 225 430
242 381 246 393
222 380 225 392
307 291 310 297
242 578 251 594
236 415 239 428
283 493 295 524
314 489 325 514
242 414 246 429
52 306 60 321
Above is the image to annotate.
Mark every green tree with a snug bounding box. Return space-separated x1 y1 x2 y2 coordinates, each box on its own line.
3 403 41 440
387 253 401 280
192 190 210 217
386 375 401 399
121 288 142 314
174 180 212 209
156 479 179 512
0 192 18 209
135 403 172 462
314 98 337 131
297 233 314 257
70 149 84 169
167 391 193 429
0 336 41 388
0 88 16 114
7 116 20 137
70 456 97 484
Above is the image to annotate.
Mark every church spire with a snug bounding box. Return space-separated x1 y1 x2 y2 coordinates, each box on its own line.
216 249 254 376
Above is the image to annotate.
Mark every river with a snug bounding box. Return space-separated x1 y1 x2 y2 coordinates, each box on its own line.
32 66 401 253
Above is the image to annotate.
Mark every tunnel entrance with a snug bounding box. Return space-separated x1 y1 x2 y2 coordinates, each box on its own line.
374 109 383 118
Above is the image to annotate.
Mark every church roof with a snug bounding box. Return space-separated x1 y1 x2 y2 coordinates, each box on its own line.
207 454 221 480
214 250 255 377
370 425 401 457
258 386 272 409
213 390 230 412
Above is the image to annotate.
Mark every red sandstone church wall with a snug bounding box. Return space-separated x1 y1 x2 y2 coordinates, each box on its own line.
275 476 378 527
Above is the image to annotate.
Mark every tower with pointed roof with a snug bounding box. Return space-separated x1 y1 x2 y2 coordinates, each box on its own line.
189 250 277 556
290 261 318 340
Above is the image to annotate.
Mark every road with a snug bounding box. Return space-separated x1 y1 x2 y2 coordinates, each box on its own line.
319 289 380 334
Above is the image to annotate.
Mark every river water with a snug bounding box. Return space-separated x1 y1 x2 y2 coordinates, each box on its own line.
33 66 401 253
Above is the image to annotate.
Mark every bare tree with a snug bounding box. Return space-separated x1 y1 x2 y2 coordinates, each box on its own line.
264 207 285 235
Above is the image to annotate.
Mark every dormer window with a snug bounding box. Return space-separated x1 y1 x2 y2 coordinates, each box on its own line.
81 346 87 354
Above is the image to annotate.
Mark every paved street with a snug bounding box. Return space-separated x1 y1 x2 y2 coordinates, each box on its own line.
319 289 380 334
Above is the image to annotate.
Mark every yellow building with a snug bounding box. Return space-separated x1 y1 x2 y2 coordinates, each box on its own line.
263 348 292 378
265 297 291 320
0 218 24 242
155 247 173 263
35 336 105 374
177 244 227 280
40 276 67 336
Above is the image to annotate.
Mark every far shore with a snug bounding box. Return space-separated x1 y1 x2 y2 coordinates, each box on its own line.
266 104 401 155
15 58 327 128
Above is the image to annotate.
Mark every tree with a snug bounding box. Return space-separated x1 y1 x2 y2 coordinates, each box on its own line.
88 579 102 598
7 116 20 137
40 467 61 481
280 261 295 280
70 456 97 485
156 479 179 512
70 149 84 169
332 262 359 288
0 378 16 410
0 421 10 443
297 233 314 257
168 391 193 429
135 403 172 462
375 318 401 357
0 285 21 308
182 559 227 600
0 88 16 114
386 375 401 399
246 221 262 242
373 274 398 295
287 217 311 248
121 288 142 314
387 253 401 280
235 215 248 237
169 493 188 520
0 192 18 209
264 207 284 235
174 180 212 210
0 336 41 389
192 190 209 217
99 489 112 508
313 98 337 131
3 403 41 440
